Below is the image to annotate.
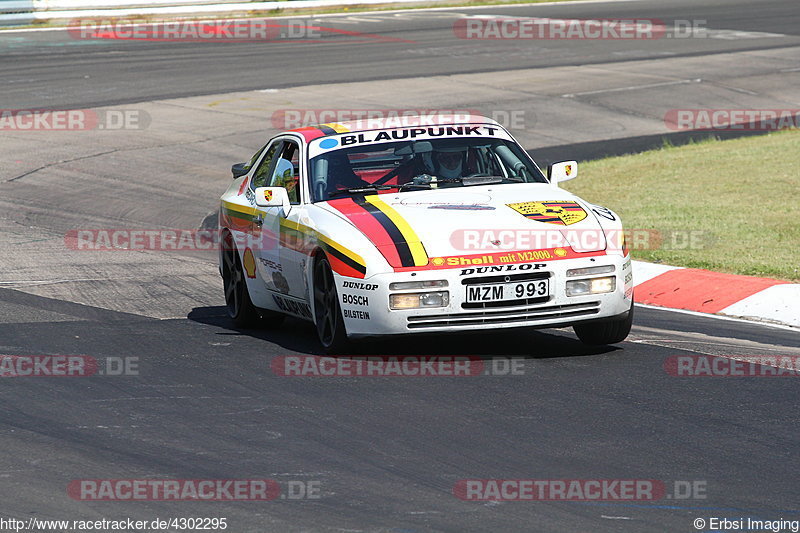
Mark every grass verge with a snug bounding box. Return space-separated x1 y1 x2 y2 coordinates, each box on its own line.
563 130 800 281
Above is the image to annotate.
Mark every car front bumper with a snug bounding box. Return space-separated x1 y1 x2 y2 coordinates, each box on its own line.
335 254 634 338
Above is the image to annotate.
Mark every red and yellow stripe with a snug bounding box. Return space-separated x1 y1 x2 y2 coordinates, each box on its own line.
220 200 258 232
220 200 367 278
279 218 366 278
327 195 428 268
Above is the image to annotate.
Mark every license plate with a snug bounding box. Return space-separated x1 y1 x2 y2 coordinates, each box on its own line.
465 279 550 303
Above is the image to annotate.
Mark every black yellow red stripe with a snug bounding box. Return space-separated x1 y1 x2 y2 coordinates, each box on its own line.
319 123 350 134
291 123 350 141
279 218 367 278
327 197 401 265
363 195 427 266
353 196 415 266
327 196 427 268
220 201 366 278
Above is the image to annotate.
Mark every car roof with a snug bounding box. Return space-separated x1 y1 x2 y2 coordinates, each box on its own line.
287 114 503 142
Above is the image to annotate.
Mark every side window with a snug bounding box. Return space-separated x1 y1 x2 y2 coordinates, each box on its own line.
250 142 281 190
246 144 267 171
269 141 301 204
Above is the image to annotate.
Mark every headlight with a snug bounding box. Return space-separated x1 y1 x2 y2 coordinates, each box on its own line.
566 265 615 277
389 291 449 310
389 280 448 290
566 276 616 296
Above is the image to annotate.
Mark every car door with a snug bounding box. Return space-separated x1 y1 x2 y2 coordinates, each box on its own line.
245 140 282 297
253 137 309 303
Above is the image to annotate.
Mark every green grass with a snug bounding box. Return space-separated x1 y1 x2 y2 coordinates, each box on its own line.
562 130 800 281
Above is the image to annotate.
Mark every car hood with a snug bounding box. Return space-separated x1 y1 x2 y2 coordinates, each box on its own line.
320 183 607 268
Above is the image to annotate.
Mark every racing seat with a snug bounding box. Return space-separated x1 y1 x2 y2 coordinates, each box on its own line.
313 152 368 200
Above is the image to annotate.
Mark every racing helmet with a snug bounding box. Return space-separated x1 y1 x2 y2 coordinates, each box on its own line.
432 144 467 179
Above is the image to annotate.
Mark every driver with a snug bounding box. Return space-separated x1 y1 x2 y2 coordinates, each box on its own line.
432 146 467 179
272 158 299 202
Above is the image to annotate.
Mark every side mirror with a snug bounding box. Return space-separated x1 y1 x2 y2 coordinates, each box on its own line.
231 162 248 179
548 160 578 186
254 187 291 215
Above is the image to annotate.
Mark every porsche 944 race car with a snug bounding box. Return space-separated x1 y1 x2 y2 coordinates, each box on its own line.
218 115 633 352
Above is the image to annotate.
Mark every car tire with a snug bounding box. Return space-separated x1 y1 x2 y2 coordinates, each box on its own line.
313 254 349 354
573 301 634 345
221 234 281 328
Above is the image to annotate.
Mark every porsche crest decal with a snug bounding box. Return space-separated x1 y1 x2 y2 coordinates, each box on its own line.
506 201 587 226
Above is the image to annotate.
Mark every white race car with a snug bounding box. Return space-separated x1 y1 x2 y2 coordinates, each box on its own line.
219 115 633 352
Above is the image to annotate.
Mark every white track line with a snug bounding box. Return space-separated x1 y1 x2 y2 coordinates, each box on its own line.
563 79 701 98
634 303 799 332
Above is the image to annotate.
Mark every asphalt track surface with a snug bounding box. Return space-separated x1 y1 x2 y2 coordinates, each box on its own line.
2 0 800 109
1 0 799 531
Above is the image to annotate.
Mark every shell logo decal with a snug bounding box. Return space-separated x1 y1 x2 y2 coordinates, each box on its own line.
242 247 257 278
506 201 587 226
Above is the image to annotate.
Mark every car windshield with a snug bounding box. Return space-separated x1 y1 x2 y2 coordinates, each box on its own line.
309 137 547 202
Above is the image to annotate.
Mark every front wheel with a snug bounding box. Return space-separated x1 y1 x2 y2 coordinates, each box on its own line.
313 255 349 354
573 301 634 345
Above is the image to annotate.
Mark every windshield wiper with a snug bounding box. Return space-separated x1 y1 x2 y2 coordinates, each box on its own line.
329 176 512 198
397 183 434 191
441 176 505 186
328 185 396 198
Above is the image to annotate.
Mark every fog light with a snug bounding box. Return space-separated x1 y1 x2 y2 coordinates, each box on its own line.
567 265 615 277
566 276 616 296
590 277 615 293
420 292 447 307
566 280 590 296
389 280 448 290
390 291 449 310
